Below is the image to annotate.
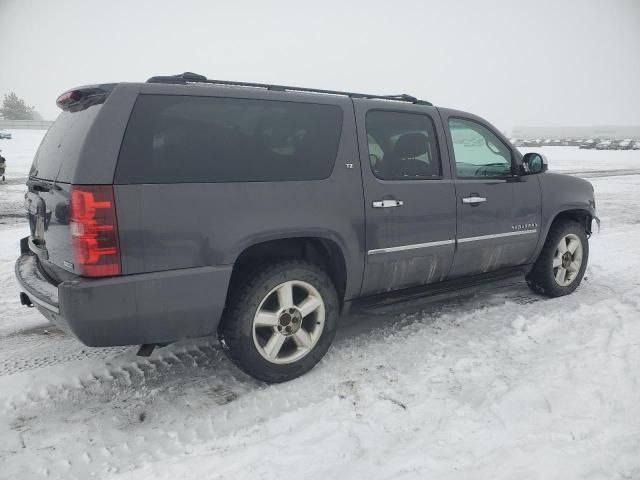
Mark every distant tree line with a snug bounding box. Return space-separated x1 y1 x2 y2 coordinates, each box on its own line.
0 92 41 120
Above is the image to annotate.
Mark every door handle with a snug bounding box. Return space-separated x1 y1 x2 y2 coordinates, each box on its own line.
372 199 404 208
462 195 487 205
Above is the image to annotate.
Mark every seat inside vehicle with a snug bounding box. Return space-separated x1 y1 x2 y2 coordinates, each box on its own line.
379 132 437 178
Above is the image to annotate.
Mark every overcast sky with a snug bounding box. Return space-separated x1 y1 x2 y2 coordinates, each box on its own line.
1 0 638 131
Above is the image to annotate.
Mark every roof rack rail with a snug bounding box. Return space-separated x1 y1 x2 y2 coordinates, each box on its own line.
146 72 433 106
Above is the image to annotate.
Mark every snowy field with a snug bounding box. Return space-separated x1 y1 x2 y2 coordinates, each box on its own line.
1 129 640 479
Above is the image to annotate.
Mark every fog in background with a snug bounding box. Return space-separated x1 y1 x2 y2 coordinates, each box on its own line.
1 0 639 131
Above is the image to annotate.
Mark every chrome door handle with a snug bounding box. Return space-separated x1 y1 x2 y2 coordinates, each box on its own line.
372 199 404 208
462 196 487 204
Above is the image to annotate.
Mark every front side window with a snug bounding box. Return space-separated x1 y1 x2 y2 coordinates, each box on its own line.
365 110 441 180
448 118 512 178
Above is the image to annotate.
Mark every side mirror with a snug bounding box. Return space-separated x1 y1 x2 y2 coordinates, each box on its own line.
521 152 548 175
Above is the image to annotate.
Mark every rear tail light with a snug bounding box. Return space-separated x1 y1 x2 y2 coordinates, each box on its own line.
70 185 121 277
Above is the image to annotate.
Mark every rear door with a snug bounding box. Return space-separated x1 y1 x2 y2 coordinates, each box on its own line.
354 100 457 295
441 111 541 277
25 105 104 279
24 83 138 280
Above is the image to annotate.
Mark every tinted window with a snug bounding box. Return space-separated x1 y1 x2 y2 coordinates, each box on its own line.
30 105 102 182
116 95 343 183
448 118 512 178
365 110 441 180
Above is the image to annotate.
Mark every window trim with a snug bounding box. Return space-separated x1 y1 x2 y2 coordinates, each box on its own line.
364 108 444 182
447 116 517 180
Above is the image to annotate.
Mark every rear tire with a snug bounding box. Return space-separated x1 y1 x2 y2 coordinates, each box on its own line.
218 260 338 383
526 220 589 297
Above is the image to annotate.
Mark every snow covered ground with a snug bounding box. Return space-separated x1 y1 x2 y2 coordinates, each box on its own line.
1 130 640 479
0 130 46 224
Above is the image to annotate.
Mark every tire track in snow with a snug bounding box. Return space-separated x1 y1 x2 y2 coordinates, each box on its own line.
0 342 248 411
558 168 640 179
0 338 129 377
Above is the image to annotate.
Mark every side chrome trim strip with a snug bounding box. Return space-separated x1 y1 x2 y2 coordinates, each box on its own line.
366 229 538 256
368 239 455 255
458 229 538 243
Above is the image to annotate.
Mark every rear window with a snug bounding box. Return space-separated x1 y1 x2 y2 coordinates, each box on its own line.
115 95 344 184
30 105 102 182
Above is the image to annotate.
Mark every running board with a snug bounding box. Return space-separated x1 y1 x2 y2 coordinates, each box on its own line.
346 265 531 316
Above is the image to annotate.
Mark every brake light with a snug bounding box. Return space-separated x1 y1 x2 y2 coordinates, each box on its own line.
70 185 121 277
56 90 83 110
55 85 114 112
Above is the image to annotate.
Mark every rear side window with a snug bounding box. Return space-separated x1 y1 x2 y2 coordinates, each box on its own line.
30 105 102 182
116 95 344 184
365 110 441 180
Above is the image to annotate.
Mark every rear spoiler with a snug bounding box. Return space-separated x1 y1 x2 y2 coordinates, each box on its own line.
56 84 116 112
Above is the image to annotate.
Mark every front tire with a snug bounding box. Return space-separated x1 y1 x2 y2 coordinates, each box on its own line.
218 260 338 383
527 220 589 297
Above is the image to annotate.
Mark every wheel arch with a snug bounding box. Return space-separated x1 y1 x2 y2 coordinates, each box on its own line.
549 208 594 234
531 207 594 263
545 208 595 235
227 236 349 310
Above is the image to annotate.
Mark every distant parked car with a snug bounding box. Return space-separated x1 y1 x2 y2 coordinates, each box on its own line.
579 139 597 149
631 141 640 150
0 150 5 181
618 139 633 150
596 141 612 150
0 129 12 140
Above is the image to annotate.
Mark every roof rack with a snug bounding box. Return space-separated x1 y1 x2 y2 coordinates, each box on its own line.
146 72 433 106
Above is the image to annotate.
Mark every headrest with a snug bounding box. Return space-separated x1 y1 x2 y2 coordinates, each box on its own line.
393 133 429 158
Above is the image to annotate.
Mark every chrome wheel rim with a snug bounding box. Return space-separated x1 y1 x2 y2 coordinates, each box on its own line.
252 280 325 365
553 233 583 286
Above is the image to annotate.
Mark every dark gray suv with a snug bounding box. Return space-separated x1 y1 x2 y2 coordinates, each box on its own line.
15 73 597 382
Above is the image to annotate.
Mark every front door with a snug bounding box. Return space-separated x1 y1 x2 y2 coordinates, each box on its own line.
443 114 541 277
355 101 457 295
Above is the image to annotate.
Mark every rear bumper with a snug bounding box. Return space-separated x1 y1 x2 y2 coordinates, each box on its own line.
15 253 60 310
15 247 233 347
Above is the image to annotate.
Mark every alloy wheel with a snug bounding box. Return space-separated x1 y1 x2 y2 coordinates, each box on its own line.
252 280 325 364
552 233 583 286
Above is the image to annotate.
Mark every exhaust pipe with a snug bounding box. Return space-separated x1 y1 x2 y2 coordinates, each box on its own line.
136 344 156 357
136 342 171 357
20 292 34 308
